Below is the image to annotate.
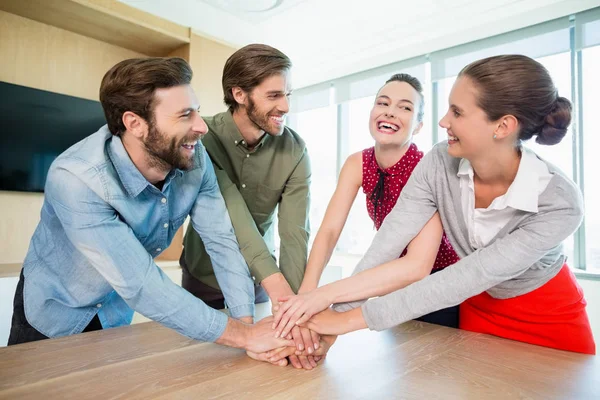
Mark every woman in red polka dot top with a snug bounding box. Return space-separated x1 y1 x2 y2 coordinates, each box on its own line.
273 74 461 336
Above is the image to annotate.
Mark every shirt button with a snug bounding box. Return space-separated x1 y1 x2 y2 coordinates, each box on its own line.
156 248 162 252
163 223 168 228
246 154 250 158
234 140 238 144
161 198 167 204
96 304 102 308
241 184 246 188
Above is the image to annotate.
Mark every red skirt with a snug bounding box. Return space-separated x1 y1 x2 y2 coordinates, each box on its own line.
460 264 596 355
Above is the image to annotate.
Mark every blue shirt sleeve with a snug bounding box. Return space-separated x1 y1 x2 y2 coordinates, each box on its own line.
45 164 229 342
189 149 255 318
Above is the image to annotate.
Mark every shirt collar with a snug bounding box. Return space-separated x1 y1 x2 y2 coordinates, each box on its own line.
504 147 542 213
457 157 473 178
221 111 269 151
457 148 540 213
107 134 183 198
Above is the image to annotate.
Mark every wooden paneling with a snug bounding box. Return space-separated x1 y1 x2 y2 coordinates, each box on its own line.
0 192 44 264
189 33 236 116
0 0 190 57
0 320 597 399
0 10 144 101
167 43 191 61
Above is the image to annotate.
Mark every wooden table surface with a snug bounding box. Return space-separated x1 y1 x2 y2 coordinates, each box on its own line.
0 320 598 400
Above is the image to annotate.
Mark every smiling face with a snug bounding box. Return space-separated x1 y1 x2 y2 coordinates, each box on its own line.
438 76 498 160
369 81 422 147
142 84 208 171
244 71 292 136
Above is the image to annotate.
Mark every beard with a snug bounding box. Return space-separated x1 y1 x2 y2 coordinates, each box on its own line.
143 120 198 171
246 96 285 136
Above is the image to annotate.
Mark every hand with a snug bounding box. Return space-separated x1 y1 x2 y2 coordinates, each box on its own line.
276 326 321 370
245 316 295 353
246 349 289 367
289 325 321 356
265 335 337 364
272 288 333 339
301 308 363 336
289 354 319 370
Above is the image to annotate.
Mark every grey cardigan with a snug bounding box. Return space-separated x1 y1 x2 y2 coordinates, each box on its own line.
334 143 584 331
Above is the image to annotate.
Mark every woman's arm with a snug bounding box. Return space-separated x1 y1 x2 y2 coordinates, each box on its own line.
359 181 584 332
304 308 368 336
331 150 439 315
298 152 362 291
325 213 442 303
272 213 443 337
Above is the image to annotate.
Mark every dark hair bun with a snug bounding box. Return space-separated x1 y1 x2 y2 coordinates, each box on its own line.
536 96 572 145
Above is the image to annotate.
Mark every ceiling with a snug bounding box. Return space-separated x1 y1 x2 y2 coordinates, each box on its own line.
120 0 600 88
196 0 307 21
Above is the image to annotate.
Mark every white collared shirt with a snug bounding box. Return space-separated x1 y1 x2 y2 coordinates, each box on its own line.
458 147 553 249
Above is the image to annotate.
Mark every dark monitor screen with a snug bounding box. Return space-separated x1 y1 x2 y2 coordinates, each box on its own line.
0 81 106 192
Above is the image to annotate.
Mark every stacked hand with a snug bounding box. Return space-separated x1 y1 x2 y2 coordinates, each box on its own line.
244 290 338 369
244 316 296 354
255 334 338 366
271 288 334 340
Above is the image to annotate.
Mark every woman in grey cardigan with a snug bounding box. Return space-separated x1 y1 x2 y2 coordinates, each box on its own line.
270 54 595 355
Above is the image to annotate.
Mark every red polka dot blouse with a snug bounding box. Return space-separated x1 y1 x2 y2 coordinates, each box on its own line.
362 144 460 271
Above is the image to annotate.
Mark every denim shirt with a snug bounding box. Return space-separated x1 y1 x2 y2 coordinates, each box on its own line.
22 125 255 342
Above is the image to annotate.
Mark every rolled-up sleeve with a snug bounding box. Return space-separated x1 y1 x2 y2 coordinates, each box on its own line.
278 149 311 293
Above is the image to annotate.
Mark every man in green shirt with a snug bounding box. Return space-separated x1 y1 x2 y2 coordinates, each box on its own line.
180 44 318 369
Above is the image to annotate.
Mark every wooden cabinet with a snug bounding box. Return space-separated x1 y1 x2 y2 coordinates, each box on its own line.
0 0 236 269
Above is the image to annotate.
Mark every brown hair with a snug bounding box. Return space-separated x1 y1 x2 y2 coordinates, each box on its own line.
222 44 292 112
99 57 193 136
384 73 425 122
459 54 571 145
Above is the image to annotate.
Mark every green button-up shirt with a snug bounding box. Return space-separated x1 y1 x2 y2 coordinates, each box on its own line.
183 111 311 293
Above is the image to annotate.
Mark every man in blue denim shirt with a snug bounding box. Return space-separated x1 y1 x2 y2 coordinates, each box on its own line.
7 57 293 356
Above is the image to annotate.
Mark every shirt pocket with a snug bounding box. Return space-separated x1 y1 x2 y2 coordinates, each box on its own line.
171 214 187 232
253 183 283 216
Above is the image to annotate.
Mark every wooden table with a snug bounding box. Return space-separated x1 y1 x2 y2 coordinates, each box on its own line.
0 320 598 399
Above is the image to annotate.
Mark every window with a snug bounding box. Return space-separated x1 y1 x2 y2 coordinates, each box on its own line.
289 8 600 273
435 75 457 144
527 52 575 263
582 45 600 272
288 105 338 241
337 95 377 255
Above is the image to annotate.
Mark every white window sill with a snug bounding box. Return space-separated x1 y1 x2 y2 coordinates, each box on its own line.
573 269 600 281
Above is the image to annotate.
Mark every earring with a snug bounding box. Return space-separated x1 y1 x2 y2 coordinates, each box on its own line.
493 134 497 139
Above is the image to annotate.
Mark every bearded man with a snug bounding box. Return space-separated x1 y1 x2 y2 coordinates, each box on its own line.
180 45 318 369
7 57 294 356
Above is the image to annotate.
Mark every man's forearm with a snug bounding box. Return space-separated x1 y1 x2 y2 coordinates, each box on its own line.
261 272 295 301
215 318 249 349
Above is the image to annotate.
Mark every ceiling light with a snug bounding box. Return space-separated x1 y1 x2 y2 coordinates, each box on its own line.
202 0 284 13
